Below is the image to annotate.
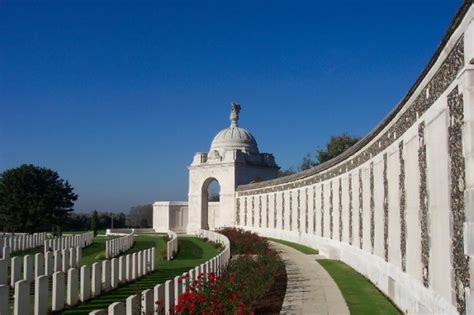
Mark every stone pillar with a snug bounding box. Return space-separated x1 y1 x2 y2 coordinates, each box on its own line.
108 302 125 315
52 271 65 311
164 280 174 315
154 284 165 313
142 289 153 315
11 256 22 287
80 265 91 302
34 253 44 278
102 260 111 292
126 295 140 315
0 259 7 285
14 280 29 315
92 262 101 297
126 254 132 282
54 250 61 272
67 268 79 306
45 251 53 276
119 255 126 284
23 255 33 282
0 284 8 315
34 275 48 315
111 258 119 289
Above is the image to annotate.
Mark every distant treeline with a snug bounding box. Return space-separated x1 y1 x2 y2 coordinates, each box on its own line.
63 204 153 232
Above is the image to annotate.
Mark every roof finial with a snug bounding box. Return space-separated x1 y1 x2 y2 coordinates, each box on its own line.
230 102 241 127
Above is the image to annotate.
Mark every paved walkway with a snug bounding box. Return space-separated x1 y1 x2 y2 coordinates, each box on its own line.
270 241 350 315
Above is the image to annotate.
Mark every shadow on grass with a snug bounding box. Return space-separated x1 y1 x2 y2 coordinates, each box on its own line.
174 238 203 260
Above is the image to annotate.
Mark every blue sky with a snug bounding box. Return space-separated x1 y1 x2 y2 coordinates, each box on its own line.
0 0 461 213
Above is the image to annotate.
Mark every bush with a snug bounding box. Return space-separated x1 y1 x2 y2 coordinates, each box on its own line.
173 228 285 314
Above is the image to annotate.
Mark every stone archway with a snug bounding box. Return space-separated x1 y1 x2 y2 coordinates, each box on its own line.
201 177 221 230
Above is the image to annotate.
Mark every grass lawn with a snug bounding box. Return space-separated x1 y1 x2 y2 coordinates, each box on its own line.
62 236 220 315
267 238 319 254
318 259 401 315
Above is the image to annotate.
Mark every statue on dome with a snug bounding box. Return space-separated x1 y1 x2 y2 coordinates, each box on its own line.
230 102 241 127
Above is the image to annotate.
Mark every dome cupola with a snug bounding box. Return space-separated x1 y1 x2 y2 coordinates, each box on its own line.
210 103 259 155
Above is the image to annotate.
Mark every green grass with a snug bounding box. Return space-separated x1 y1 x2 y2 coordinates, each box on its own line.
318 260 401 315
267 238 318 254
62 236 220 314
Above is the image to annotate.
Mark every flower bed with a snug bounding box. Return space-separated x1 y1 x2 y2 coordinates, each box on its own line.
174 228 286 314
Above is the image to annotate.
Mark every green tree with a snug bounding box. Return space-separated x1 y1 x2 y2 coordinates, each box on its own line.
90 210 98 236
0 164 78 233
315 133 360 166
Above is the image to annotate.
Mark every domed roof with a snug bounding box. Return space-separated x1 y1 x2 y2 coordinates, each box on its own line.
209 103 259 155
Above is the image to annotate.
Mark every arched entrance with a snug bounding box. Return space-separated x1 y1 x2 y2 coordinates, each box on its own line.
201 178 221 230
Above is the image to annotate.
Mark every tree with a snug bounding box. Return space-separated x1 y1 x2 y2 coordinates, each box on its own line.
315 133 360 166
91 210 98 236
127 204 153 228
0 164 78 233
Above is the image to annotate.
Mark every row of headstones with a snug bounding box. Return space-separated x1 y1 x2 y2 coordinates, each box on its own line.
44 231 94 252
166 231 178 261
0 246 82 287
91 230 231 315
0 232 47 254
0 247 156 315
106 232 134 259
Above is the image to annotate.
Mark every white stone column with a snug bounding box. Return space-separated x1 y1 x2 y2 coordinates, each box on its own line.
34 253 44 278
23 255 33 282
119 255 126 284
34 275 48 315
0 284 8 315
11 256 22 287
108 302 125 315
102 260 111 292
111 258 119 289
92 262 101 297
80 265 91 302
67 268 79 306
126 295 140 315
14 280 29 315
52 271 65 311
142 289 153 315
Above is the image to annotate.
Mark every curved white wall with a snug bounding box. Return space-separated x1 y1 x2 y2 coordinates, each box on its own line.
236 3 474 314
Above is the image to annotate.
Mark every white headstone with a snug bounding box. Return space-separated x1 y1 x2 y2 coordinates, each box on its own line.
52 271 65 311
14 280 29 315
0 284 8 315
164 280 174 315
92 262 101 297
119 255 126 284
45 251 53 276
153 284 165 313
0 259 7 285
126 254 132 282
23 255 33 282
80 265 91 302
108 302 125 315
111 258 119 289
34 253 44 278
11 256 22 287
34 275 48 315
126 295 140 315
102 260 111 292
67 268 79 306
142 289 154 315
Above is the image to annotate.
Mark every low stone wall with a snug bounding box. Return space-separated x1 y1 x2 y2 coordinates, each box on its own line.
89 229 231 315
0 246 156 314
44 231 94 252
235 3 474 314
166 231 178 261
106 231 134 259
0 232 47 255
